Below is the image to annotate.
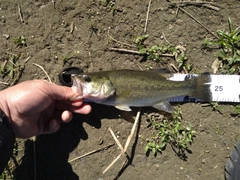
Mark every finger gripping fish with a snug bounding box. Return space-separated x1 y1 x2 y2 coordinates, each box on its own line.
71 69 212 113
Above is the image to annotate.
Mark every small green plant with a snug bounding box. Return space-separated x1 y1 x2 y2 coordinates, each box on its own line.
101 0 116 15
7 55 18 79
134 34 149 50
1 162 15 180
203 18 240 74
60 51 77 66
0 54 21 83
144 108 196 159
134 34 191 71
61 53 71 66
209 102 222 113
232 105 240 115
13 36 27 47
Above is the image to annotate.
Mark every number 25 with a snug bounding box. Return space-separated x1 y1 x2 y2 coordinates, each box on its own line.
215 86 223 91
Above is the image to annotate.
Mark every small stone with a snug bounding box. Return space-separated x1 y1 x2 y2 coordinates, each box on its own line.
2 34 10 39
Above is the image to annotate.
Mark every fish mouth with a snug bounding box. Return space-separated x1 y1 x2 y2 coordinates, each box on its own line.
70 74 84 100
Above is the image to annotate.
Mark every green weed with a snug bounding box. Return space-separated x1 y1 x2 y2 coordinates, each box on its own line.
232 105 240 115
1 162 15 180
0 54 24 86
0 55 20 80
61 53 73 66
13 36 27 47
203 18 240 74
209 102 222 113
134 34 191 71
101 0 116 15
144 108 196 159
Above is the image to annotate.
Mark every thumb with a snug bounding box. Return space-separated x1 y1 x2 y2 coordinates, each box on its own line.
46 82 78 100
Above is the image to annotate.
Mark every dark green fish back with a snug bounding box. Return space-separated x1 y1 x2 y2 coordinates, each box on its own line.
83 70 211 105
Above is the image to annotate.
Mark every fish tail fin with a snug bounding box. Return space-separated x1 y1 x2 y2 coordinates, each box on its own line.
191 73 212 101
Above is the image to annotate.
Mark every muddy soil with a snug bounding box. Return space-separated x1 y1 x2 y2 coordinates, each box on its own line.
1 0 240 180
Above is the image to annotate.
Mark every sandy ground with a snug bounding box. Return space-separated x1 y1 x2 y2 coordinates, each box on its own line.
1 0 240 179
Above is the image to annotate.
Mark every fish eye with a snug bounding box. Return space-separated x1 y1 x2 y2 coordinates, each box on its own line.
83 75 91 82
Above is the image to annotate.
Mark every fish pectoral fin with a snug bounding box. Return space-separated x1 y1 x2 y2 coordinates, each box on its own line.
153 100 173 113
115 105 132 111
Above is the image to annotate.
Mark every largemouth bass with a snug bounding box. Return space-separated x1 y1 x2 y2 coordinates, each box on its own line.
71 69 212 113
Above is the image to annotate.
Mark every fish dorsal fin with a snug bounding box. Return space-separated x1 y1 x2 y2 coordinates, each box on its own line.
153 100 173 113
115 105 132 111
150 68 173 79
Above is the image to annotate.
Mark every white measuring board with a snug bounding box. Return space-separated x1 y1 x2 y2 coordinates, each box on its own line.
168 74 240 103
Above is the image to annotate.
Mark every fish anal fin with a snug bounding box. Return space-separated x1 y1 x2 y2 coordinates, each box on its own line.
153 100 173 113
115 105 132 111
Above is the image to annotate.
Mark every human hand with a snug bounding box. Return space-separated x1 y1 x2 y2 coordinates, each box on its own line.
0 80 91 138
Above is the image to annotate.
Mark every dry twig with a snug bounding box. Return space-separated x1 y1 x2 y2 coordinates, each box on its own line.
179 7 218 39
10 56 31 86
109 127 125 153
202 4 220 11
68 143 115 163
18 5 24 22
162 31 171 45
144 0 152 33
108 33 136 48
169 1 221 11
52 0 56 8
70 21 75 34
32 63 52 82
108 48 142 55
102 110 141 174
108 47 174 58
0 81 9 86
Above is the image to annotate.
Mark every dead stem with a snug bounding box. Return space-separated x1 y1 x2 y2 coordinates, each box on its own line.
108 33 136 48
169 1 221 10
70 21 75 34
108 47 174 57
144 0 152 33
102 110 141 174
0 81 9 86
109 127 125 153
18 5 24 22
10 56 31 86
162 31 171 45
108 48 142 55
52 0 56 8
202 4 220 11
32 63 52 82
68 143 115 163
179 7 218 39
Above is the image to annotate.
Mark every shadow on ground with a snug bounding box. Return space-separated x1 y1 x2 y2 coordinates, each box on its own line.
13 104 135 179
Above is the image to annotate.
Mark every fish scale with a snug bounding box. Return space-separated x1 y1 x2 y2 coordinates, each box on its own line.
71 69 212 112
106 71 197 103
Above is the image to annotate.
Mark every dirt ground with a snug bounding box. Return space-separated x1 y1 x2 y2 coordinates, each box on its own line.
1 0 240 179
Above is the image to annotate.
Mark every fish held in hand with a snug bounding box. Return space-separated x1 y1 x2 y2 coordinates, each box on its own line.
71 69 212 113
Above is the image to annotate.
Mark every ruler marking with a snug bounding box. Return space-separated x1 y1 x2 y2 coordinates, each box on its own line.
168 74 240 103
